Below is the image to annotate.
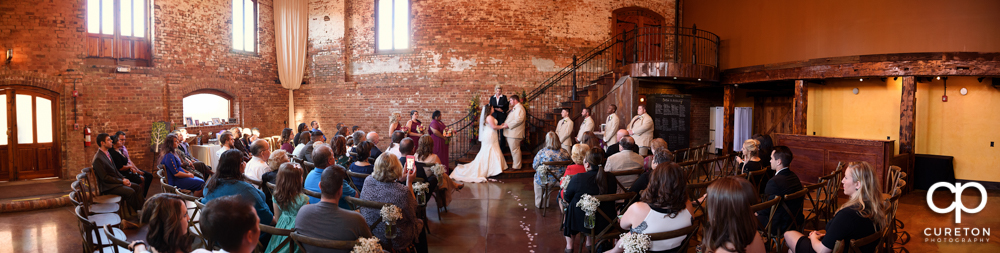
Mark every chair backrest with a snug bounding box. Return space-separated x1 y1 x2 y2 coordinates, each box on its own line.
609 168 644 192
590 192 638 237
259 224 296 252
103 224 132 252
289 231 358 251
832 225 887 253
645 224 699 252
779 188 810 232
74 206 107 252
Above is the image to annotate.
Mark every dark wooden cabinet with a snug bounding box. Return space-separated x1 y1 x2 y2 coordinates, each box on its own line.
773 133 894 192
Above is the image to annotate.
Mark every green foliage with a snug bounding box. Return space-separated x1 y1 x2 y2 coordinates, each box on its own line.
150 121 169 153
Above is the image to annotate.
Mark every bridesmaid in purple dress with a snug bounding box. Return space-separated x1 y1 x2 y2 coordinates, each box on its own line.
405 110 423 144
429 110 450 168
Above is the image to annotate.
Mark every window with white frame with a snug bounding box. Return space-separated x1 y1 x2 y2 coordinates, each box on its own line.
376 0 410 51
232 0 257 52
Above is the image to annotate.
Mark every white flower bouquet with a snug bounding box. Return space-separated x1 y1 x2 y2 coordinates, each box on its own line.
619 232 652 253
380 205 402 223
559 175 572 189
412 182 429 194
576 193 599 216
350 237 382 253
430 164 447 181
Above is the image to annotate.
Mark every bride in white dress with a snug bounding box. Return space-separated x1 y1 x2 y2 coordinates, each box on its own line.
451 104 508 183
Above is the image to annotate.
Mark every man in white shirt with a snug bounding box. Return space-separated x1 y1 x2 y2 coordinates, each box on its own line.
385 130 405 159
603 104 620 147
627 104 655 156
576 108 595 142
243 139 271 189
556 108 574 152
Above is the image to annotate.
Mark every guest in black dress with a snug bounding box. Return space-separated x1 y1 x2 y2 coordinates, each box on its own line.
736 139 765 194
561 148 616 252
489 85 509 153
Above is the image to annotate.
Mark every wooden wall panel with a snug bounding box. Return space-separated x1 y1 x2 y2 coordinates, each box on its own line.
101 38 114 58
0 147 8 181
773 133 894 191
753 96 793 135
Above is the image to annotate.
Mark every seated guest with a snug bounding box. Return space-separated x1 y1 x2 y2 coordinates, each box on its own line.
758 146 804 234
416 135 462 203
562 148 616 252
279 128 294 154
296 165 373 253
110 131 153 199
349 131 367 161
303 144 358 210
398 138 437 196
337 126 351 139
261 149 290 212
579 131 602 151
530 131 570 208
385 130 406 159
331 136 351 169
737 139 765 194
161 134 205 197
174 129 197 161
241 128 253 148
300 130 325 163
785 161 885 253
265 162 309 253
230 127 251 160
566 143 590 177
197 195 262 253
643 139 669 171
92 133 143 212
250 128 261 142
173 129 213 178
605 136 643 188
292 132 311 158
605 129 633 157
360 153 423 251
608 163 694 253
215 131 236 170
628 152 675 194
201 149 274 229
293 123 308 146
702 177 766 253
348 141 375 192
132 193 193 253
244 139 272 189
367 131 383 160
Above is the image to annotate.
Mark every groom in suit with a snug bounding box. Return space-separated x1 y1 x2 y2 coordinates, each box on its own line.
503 95 526 170
489 85 510 153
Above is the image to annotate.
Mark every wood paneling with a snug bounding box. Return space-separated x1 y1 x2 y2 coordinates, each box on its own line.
624 62 720 82
753 96 793 135
773 133 895 192
792 80 807 135
0 148 8 181
898 76 916 154
723 85 734 154
722 52 1000 84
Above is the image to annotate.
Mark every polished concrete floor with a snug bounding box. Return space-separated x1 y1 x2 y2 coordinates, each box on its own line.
1 178 999 253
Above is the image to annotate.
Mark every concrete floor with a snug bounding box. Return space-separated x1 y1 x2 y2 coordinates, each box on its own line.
1 178 999 253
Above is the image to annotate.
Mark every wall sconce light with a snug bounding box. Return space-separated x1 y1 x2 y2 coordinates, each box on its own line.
960 88 968 95
937 76 941 80
853 88 859 95
5 48 11 64
859 78 864 82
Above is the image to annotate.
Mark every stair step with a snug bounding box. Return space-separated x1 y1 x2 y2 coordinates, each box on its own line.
560 100 582 107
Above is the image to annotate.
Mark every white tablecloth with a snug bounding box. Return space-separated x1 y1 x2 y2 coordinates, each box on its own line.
190 145 223 171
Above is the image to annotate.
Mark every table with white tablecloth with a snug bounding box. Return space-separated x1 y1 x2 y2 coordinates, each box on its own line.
190 144 223 171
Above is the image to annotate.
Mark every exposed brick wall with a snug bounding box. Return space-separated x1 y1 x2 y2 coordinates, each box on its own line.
0 0 287 179
300 0 678 147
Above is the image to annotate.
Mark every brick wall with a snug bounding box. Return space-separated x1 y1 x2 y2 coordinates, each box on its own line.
0 0 287 179
299 0 677 147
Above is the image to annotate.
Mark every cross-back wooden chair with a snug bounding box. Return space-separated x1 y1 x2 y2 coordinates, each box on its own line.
802 182 827 231
301 160 316 177
884 178 909 253
832 225 888 253
102 224 135 253
818 164 845 223
258 224 298 253
745 167 769 196
608 168 644 209
79 168 123 204
685 179 715 217
540 160 573 217
289 231 359 252
647 221 701 253
771 188 809 252
416 161 450 216
71 181 121 216
345 170 371 196
588 192 637 253
752 196 783 253
74 206 126 253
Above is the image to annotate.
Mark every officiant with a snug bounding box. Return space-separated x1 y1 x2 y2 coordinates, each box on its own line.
489 85 510 153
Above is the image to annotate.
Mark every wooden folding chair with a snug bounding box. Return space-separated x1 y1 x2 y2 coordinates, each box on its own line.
74 206 126 253
832 225 888 253
79 168 123 204
802 183 827 231
70 182 120 215
685 179 715 217
751 196 782 253
101 224 133 253
540 161 573 217
289 231 359 252
258 224 298 253
588 192 637 253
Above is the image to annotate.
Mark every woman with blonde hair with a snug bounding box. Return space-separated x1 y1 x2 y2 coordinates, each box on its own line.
644 138 669 170
701 176 765 253
530 131 570 208
389 112 403 133
360 153 422 251
784 161 885 253
736 139 762 174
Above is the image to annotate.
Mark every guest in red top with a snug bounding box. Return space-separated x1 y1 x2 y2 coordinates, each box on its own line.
565 143 590 176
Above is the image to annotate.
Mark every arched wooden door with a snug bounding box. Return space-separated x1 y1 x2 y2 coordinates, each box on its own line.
613 7 665 64
1 86 61 181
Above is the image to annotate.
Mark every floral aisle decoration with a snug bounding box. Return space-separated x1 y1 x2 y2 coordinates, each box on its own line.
619 232 652 253
468 94 481 143
559 175 572 189
577 194 600 229
380 205 402 239
350 237 382 253
412 182 429 206
429 164 448 182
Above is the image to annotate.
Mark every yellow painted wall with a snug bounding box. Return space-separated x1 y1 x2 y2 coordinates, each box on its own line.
807 77 1000 182
807 78 902 154
915 77 1000 182
735 89 754 108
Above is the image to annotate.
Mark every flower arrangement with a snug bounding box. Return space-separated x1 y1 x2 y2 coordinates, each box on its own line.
417 124 427 134
412 182 429 194
351 237 382 253
442 127 456 137
559 175 572 189
380 205 402 223
468 94 481 142
577 193 600 229
619 232 652 253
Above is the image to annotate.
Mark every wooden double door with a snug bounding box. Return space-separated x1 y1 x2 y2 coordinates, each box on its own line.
1 86 61 181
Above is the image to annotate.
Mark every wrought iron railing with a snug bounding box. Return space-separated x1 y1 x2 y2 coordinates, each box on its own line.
445 110 479 165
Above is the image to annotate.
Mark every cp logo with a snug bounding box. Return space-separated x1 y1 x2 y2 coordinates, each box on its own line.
926 182 987 223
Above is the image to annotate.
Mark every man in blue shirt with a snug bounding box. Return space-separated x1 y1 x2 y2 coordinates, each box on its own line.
303 144 357 210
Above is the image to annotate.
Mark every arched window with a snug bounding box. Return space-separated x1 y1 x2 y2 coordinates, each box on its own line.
183 90 233 126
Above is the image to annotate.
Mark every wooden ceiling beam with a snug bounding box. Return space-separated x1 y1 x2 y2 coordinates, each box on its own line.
721 52 1000 85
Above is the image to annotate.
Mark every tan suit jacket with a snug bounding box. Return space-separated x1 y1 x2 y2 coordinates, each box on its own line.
628 113 654 147
603 114 620 145
576 116 594 142
605 150 644 188
503 103 526 139
556 117 574 149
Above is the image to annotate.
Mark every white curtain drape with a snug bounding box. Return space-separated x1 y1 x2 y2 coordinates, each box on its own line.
733 107 753 151
274 0 308 129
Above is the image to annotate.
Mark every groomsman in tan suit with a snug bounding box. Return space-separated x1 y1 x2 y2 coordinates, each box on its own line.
556 108 574 152
627 105 655 156
603 105 620 147
576 108 595 142
502 95 526 170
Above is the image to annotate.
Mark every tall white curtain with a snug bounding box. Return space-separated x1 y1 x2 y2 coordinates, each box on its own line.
733 107 753 151
274 0 307 129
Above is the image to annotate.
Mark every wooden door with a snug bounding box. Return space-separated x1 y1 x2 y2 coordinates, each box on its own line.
613 7 665 64
753 96 794 136
1 87 60 181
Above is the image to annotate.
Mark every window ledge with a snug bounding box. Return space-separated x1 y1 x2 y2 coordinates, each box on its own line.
376 49 415 55
230 50 261 57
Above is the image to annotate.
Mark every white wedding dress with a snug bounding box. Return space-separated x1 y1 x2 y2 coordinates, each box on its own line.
451 107 507 183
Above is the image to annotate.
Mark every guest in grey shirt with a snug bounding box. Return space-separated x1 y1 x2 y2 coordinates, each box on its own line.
295 166 372 253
